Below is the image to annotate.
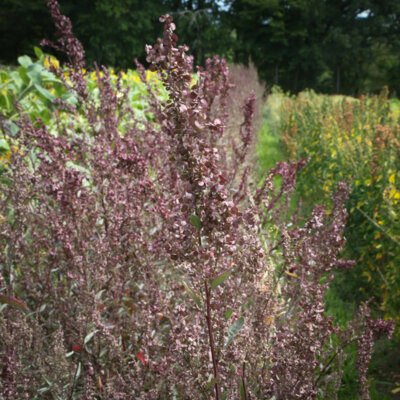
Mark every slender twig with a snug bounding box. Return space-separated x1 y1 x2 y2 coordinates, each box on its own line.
313 338 357 389
242 362 248 400
68 360 80 400
205 281 220 400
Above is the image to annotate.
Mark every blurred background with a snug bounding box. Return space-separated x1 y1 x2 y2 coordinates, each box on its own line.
2 0 400 96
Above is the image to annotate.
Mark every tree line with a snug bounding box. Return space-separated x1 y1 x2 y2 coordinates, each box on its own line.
2 0 400 95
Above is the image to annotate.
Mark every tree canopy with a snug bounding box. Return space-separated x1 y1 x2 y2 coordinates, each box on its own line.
1 0 400 95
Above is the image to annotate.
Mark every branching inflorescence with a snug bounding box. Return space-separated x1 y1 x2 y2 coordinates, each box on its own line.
0 2 394 399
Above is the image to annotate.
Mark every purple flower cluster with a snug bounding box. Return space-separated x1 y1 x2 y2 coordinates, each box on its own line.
0 3 394 399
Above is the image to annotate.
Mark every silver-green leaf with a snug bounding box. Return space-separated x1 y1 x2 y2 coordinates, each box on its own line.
182 279 202 308
225 317 244 348
211 270 232 291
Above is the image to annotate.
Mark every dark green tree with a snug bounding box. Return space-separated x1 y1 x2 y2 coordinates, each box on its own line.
59 0 169 68
166 0 235 66
0 0 55 64
227 0 329 92
2 0 400 93
226 0 400 95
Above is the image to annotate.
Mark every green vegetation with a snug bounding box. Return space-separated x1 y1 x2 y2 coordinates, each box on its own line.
259 89 400 399
0 48 167 172
274 89 400 325
2 1 400 95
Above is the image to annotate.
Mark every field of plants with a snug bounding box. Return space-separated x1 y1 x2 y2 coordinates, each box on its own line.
269 89 400 321
0 1 398 399
258 89 400 399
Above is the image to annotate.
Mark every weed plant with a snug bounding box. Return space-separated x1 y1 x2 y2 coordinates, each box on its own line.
0 2 394 399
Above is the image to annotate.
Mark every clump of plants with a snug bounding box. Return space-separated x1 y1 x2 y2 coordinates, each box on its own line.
0 1 394 399
276 89 400 327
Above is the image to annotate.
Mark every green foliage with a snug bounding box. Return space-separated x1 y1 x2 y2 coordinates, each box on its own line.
0 49 168 187
273 89 400 327
0 47 76 125
228 0 400 95
189 213 202 231
0 49 167 124
3 0 400 95
260 89 400 398
224 316 244 348
256 99 286 173
60 0 169 68
210 269 232 291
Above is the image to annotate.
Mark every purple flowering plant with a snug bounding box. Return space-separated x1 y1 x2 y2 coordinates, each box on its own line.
0 1 394 399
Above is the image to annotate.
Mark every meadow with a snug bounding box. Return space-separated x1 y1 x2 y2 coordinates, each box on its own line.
0 2 397 399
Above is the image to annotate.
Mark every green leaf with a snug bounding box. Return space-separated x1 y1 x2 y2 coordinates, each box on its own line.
34 46 43 60
4 121 19 136
27 64 44 86
0 138 9 153
6 208 15 225
75 362 81 380
205 376 220 390
61 90 78 105
225 317 244 348
84 329 98 344
95 289 106 300
16 82 34 101
211 270 232 291
18 55 33 68
182 279 202 308
189 214 202 231
239 379 246 400
34 83 56 102
17 66 30 85
99 347 107 358
0 294 29 313
225 308 233 321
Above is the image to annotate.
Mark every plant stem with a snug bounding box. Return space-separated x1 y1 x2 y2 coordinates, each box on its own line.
242 362 248 400
68 361 80 400
313 338 357 389
205 281 220 400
